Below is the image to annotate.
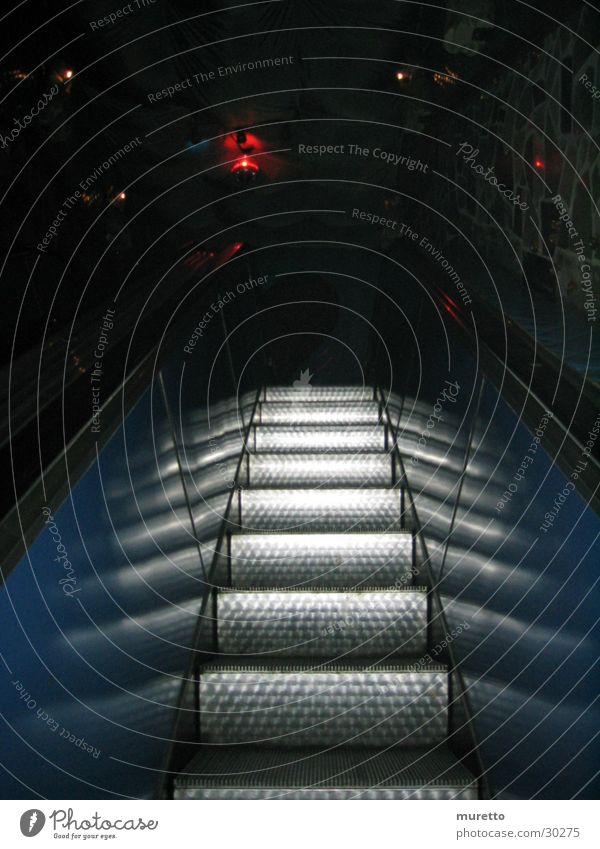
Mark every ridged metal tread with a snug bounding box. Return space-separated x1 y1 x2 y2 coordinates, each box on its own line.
240 488 403 532
219 585 426 593
216 589 428 658
174 746 478 799
264 387 375 402
199 658 445 673
259 402 380 426
174 788 476 799
171 385 480 798
228 531 415 588
253 426 386 453
198 662 448 747
247 453 393 487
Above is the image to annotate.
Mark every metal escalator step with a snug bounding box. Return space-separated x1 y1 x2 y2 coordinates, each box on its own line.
248 454 392 487
240 488 402 532
265 386 374 402
217 588 427 658
229 531 415 587
259 402 380 426
174 745 478 799
198 660 447 747
253 425 385 453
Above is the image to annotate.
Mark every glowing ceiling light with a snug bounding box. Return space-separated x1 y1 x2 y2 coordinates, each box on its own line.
230 157 260 184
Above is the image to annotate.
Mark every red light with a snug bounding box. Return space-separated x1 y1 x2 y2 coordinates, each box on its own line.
230 157 260 182
225 131 263 155
534 159 544 169
235 130 255 152
231 158 259 173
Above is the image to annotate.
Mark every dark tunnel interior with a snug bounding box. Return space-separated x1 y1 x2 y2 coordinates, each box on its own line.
0 0 599 809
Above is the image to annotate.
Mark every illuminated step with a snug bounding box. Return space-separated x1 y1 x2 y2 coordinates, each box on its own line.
253 426 386 453
258 402 380 426
228 531 415 588
240 488 403 532
174 746 478 800
198 660 448 747
247 453 393 487
217 588 428 658
264 386 374 402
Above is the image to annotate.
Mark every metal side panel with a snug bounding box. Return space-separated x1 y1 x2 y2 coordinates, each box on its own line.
240 488 402 532
265 387 374 402
198 664 447 747
174 746 478 800
217 589 427 658
254 426 385 453
248 454 393 487
229 532 415 588
259 402 380 426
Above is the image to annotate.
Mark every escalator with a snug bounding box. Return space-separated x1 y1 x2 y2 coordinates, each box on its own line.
2 0 600 809
2 277 599 800
170 386 479 800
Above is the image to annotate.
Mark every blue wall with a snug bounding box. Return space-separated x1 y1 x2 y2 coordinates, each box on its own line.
1 385 196 798
0 336 247 798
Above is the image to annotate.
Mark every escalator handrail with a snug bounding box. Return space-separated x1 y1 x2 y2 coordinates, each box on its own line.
378 386 491 800
428 281 600 517
155 385 262 798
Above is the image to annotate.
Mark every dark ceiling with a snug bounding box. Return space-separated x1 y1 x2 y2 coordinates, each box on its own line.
0 0 590 511
1 0 580 360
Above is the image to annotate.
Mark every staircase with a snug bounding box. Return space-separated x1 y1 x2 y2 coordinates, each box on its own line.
172 386 478 799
